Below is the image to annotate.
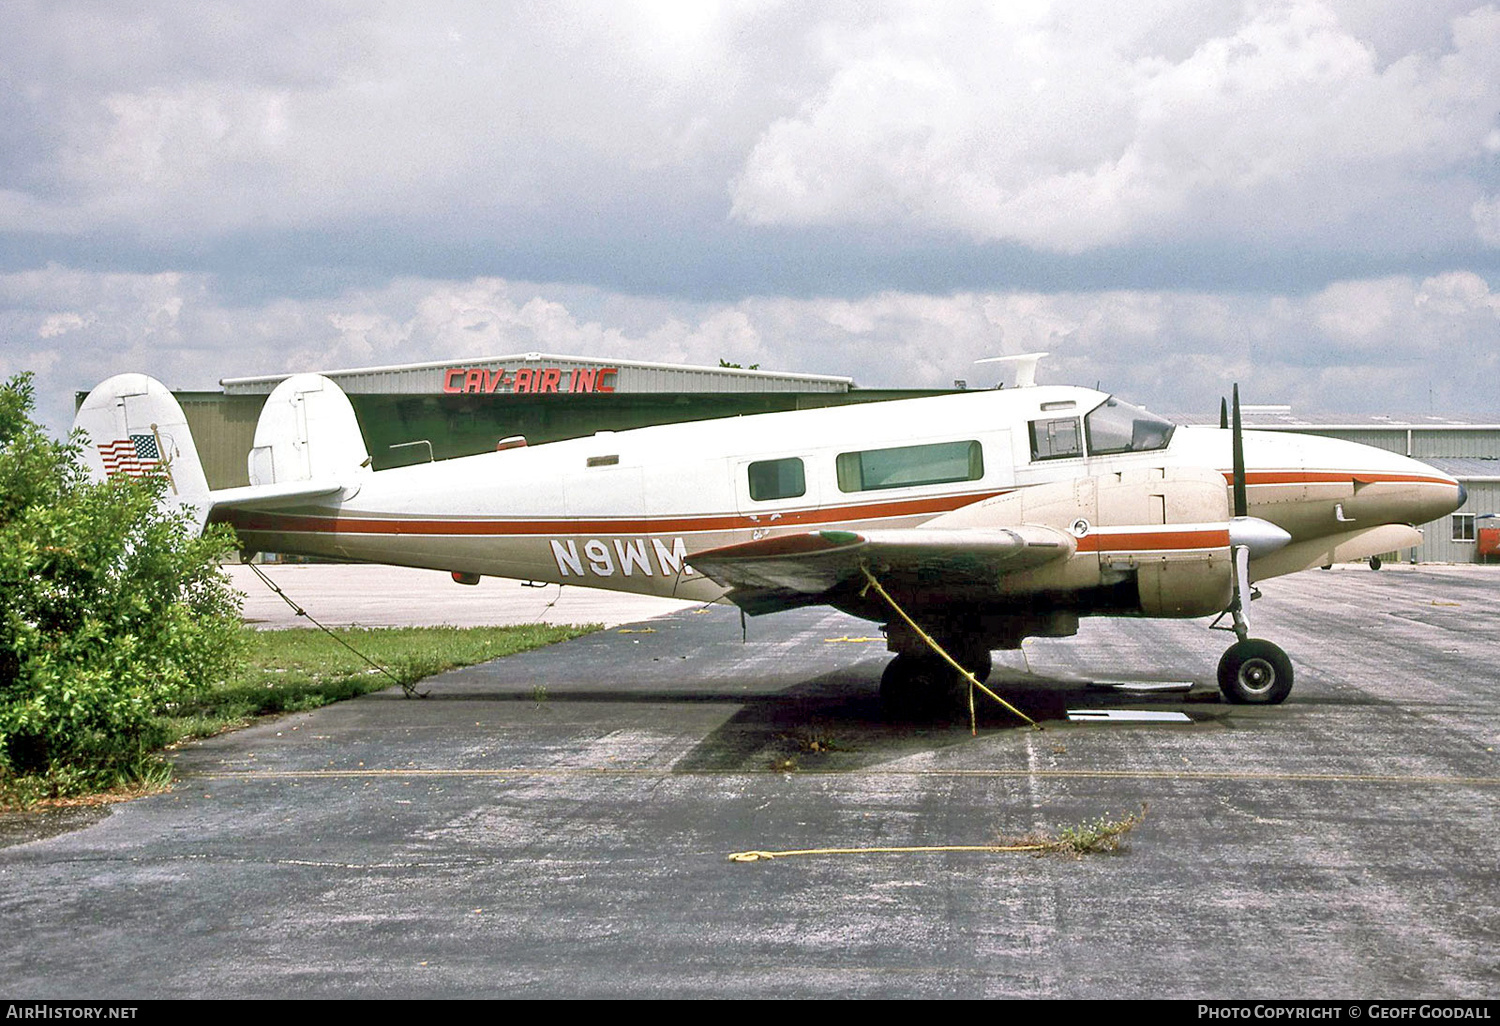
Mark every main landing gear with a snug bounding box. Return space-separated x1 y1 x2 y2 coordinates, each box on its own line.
878 644 991 719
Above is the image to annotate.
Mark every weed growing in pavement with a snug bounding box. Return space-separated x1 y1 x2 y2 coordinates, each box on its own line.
1006 803 1149 858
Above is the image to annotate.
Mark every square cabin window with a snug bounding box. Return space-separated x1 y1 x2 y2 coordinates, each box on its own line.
1453 513 1476 542
748 457 806 501
1029 417 1083 461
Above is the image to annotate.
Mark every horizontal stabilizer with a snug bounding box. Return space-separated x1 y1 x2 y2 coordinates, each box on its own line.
208 479 347 511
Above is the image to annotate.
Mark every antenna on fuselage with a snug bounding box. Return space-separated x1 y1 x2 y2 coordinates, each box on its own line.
974 352 1049 388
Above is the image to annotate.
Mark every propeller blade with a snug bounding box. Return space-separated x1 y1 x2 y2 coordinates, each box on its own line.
1219 397 1228 430
1231 384 1247 518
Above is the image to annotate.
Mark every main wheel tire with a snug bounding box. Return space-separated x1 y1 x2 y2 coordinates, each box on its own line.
1217 639 1294 705
880 654 960 719
1369 556 1383 570
947 645 993 685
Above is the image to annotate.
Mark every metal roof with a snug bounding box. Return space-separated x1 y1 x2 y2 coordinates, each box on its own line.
221 352 854 396
1169 409 1500 429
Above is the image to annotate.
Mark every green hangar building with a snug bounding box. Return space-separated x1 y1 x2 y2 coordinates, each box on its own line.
173 352 928 487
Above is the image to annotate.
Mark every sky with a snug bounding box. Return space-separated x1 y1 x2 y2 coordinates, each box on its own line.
3 0 1499 434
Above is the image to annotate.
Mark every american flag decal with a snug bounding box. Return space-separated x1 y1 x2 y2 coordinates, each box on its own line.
98 433 163 478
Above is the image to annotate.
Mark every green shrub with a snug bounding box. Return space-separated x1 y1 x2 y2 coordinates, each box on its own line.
0 374 242 788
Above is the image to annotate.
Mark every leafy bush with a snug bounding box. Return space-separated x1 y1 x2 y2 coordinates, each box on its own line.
0 374 243 791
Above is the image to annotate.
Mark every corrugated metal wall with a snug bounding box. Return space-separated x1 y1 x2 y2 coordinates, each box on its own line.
223 355 853 396
1411 429 1500 458
1416 481 1500 564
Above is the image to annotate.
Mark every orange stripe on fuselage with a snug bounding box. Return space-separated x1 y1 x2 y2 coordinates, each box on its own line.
1226 470 1455 488
224 489 1013 538
225 469 1452 542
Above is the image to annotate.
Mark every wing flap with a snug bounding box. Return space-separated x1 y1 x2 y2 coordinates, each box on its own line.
688 525 1075 604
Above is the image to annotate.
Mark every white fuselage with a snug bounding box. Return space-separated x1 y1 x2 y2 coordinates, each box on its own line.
221 385 1461 604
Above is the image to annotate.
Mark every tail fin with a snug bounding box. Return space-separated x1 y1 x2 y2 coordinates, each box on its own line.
72 373 213 531
247 373 371 487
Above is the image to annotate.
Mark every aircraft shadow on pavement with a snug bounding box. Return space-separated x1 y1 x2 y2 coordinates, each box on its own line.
373 650 1226 773
666 668 1227 772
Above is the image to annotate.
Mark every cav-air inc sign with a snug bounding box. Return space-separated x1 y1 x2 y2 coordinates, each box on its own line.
443 365 618 395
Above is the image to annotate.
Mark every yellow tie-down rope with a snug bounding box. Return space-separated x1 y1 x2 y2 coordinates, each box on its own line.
728 842 1047 862
858 566 1042 734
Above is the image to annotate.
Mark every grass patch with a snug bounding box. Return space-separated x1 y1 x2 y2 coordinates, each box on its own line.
2 622 597 809
1006 803 1149 858
781 724 854 754
166 623 597 740
0 759 176 810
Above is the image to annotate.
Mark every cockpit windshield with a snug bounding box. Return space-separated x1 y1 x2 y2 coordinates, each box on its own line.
1084 397 1176 455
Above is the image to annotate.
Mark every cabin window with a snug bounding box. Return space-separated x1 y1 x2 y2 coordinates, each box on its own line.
835 440 983 493
748 457 806 501
1452 513 1476 542
1084 397 1176 455
1029 418 1082 461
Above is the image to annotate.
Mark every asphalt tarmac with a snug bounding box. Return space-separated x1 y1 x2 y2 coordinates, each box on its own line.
1 565 1496 999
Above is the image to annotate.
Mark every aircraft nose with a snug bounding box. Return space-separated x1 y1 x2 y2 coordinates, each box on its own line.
1361 452 1466 527
1416 464 1466 524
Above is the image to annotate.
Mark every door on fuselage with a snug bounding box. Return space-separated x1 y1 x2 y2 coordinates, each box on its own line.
734 452 823 541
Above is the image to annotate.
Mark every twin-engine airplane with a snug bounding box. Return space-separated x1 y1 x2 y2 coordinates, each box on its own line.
73 363 1463 713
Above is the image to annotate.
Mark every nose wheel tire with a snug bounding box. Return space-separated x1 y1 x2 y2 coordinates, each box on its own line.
1217 639 1294 705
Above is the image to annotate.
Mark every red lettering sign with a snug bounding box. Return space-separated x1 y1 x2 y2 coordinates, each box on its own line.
441 365 620 395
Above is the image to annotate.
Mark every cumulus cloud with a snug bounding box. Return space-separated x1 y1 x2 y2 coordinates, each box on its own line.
731 1 1500 252
1474 194 1500 246
3 4 1499 433
2 1 1498 268
1 1 793 240
14 264 1499 438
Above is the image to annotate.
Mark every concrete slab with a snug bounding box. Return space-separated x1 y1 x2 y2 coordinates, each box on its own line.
228 563 701 629
1 564 1496 998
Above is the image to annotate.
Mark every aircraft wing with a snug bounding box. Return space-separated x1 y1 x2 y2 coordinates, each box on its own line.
689 526 1075 615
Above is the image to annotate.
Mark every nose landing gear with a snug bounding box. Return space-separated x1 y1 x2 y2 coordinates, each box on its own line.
1213 541 1294 704
1217 637 1294 705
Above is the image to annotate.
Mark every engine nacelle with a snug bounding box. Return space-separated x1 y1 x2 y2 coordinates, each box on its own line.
1135 557 1232 618
1097 466 1234 618
931 465 1234 617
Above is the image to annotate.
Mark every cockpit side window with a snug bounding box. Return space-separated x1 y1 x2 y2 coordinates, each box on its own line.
1084 398 1176 455
1029 418 1083 461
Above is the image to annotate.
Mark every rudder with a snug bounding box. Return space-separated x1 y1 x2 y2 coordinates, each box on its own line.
247 373 371 487
72 373 213 530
